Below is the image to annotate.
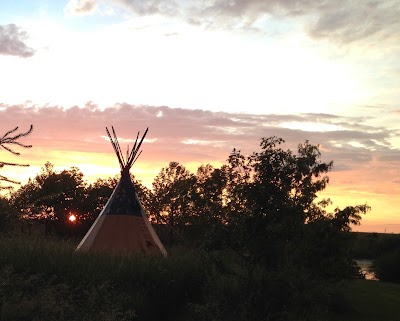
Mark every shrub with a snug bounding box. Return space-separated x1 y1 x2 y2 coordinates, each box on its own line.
374 249 400 283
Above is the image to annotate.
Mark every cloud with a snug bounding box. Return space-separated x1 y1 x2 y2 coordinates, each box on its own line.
1 102 398 230
109 0 400 44
0 24 35 58
0 101 399 224
309 1 400 44
64 0 98 16
0 102 397 169
114 0 177 16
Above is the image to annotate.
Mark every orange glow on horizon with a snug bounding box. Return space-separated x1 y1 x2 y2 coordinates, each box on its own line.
2 147 399 233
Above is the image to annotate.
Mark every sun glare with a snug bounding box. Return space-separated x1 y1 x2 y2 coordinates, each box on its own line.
68 213 77 222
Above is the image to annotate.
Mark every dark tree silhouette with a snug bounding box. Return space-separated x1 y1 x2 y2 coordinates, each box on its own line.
152 161 196 244
0 125 33 189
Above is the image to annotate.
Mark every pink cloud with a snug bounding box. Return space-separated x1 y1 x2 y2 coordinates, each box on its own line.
0 102 397 192
1 102 400 231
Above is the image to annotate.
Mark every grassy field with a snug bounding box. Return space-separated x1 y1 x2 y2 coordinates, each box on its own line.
0 236 208 321
1 235 400 321
330 279 400 321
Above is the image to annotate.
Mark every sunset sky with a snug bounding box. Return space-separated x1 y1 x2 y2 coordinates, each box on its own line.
1 0 399 233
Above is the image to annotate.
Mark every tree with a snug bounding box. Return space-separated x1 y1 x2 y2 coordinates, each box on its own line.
0 125 33 189
152 162 196 243
83 176 119 221
188 164 229 248
12 162 87 235
371 234 400 283
0 195 16 231
212 137 369 278
193 164 227 225
34 163 86 220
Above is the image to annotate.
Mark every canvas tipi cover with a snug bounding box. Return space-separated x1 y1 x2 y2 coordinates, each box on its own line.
76 127 167 257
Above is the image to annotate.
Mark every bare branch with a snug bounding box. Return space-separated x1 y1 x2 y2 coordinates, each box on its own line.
0 125 33 188
0 161 30 167
0 125 33 153
0 175 20 185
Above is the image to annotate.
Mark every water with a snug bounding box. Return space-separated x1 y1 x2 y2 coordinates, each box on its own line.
355 259 378 280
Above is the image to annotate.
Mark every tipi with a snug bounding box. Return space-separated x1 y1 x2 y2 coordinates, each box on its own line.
76 127 167 257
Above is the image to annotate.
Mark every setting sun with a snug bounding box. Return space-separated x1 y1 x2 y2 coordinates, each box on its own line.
68 214 77 223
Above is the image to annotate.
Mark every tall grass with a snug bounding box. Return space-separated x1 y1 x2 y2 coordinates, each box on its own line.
330 279 400 321
0 236 207 321
0 236 204 282
0 236 359 321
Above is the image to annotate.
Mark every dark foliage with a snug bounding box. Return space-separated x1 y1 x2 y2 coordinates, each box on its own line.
0 195 17 231
197 137 369 280
1 135 373 320
372 235 400 283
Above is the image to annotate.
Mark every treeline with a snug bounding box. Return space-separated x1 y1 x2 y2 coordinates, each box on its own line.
1 137 369 278
1 135 380 320
4 128 400 320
